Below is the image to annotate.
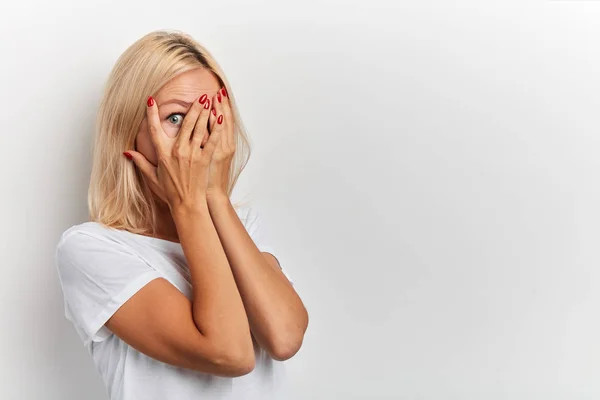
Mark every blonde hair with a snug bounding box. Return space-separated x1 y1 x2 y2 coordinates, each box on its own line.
88 30 251 235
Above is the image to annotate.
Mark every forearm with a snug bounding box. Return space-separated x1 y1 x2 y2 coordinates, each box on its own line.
172 203 253 355
206 195 308 359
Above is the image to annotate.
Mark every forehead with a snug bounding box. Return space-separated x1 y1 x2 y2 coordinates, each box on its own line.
155 68 221 103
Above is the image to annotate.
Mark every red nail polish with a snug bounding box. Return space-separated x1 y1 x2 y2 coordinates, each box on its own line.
217 115 223 124
212 108 216 116
123 152 133 160
204 99 210 109
199 94 207 104
217 93 222 103
147 96 154 107
221 88 227 97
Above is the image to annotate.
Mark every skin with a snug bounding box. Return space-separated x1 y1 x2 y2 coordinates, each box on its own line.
107 67 308 376
134 67 222 242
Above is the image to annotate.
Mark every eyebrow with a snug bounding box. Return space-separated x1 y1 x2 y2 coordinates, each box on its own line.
159 99 193 108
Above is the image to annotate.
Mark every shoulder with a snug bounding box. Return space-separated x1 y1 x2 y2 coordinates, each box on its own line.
55 221 129 263
57 221 121 247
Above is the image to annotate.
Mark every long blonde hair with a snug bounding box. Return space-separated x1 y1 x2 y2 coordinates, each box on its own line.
88 30 251 235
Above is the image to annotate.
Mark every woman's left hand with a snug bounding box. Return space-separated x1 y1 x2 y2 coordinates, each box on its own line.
203 87 235 198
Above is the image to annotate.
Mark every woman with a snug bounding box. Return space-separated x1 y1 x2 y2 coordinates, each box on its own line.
55 30 308 400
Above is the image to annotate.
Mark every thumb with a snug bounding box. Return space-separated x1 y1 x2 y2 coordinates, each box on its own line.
123 151 158 186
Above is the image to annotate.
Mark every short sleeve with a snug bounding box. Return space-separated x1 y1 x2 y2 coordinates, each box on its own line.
55 230 163 347
241 206 294 286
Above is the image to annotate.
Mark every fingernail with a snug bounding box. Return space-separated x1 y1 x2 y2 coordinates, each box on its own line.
217 115 224 124
204 99 210 109
199 94 207 104
147 96 154 107
221 88 227 97
217 93 222 103
212 108 216 116
123 152 133 160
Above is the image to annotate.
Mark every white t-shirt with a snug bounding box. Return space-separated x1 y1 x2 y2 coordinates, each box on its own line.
55 205 293 400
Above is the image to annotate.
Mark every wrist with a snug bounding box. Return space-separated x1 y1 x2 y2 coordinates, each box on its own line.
171 201 210 221
206 191 230 205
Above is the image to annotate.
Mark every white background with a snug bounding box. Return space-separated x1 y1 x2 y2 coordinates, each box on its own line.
1 0 600 399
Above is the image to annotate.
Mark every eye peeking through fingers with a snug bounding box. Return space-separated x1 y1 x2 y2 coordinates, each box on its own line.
166 113 185 126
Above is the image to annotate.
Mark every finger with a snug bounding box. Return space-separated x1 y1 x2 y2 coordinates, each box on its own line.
208 104 225 140
218 87 234 148
176 94 207 151
210 91 226 141
206 103 217 146
146 96 166 154
212 89 225 122
191 97 211 152
219 87 233 125
201 117 224 158
124 150 159 188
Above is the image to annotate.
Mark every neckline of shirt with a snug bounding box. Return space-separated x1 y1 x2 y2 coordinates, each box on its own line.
125 230 184 252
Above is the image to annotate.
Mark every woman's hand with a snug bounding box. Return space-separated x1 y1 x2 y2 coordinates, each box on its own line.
125 95 222 213
205 87 236 199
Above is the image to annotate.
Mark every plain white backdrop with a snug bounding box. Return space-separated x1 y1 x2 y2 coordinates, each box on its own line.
2 0 600 399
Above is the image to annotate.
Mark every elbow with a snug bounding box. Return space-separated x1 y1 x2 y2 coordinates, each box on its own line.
270 344 299 362
211 348 256 377
270 309 309 361
193 334 255 377
268 330 306 361
224 353 256 377
269 337 303 361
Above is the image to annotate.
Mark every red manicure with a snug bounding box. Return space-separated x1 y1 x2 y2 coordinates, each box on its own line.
217 93 222 103
212 108 216 116
147 96 154 107
221 88 227 97
204 99 210 109
217 115 224 124
123 152 133 160
199 94 207 104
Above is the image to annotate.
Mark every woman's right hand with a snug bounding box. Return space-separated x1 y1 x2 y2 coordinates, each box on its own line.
125 95 222 213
